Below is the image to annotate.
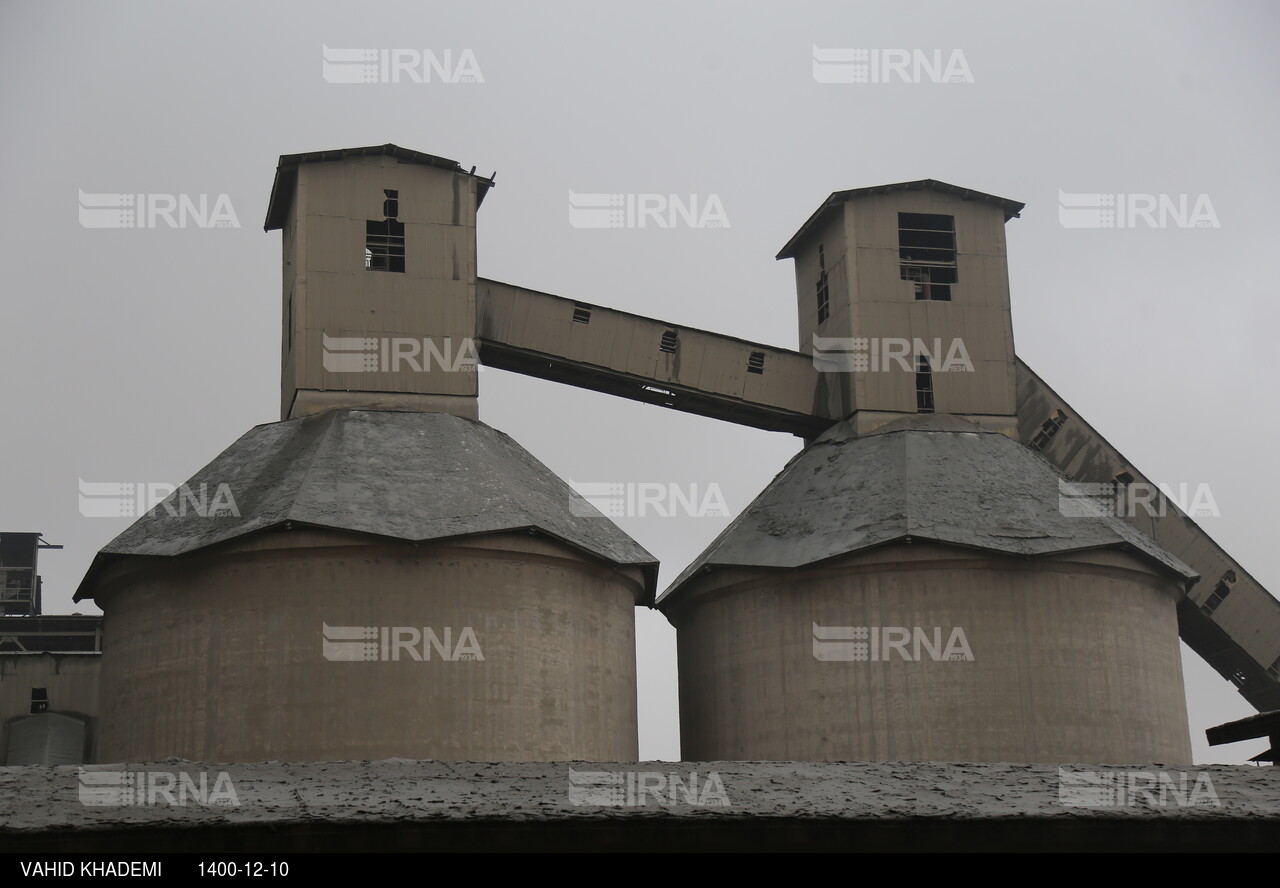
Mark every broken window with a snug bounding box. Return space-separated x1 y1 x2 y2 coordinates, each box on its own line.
899 212 956 301
915 355 935 413
1030 409 1069 450
747 351 765 374
366 189 405 273
572 303 592 325
1202 571 1238 616
816 244 830 324
660 329 679 354
30 687 47 714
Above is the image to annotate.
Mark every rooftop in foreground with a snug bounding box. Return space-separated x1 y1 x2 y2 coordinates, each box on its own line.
2 760 1277 852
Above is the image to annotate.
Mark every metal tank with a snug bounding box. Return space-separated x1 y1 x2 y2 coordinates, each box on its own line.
6 712 89 765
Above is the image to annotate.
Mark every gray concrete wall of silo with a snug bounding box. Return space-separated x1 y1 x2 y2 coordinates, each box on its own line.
91 529 643 763
669 543 1191 764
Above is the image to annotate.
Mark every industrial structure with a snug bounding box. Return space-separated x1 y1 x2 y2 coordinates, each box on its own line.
656 185 1203 762
0 533 101 766
1 532 57 618
6 144 1278 766
74 147 654 764
662 416 1196 762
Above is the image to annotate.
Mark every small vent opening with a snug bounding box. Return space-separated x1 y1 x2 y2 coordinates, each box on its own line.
1202 571 1239 617
1031 409 1069 450
816 244 830 324
915 355 935 413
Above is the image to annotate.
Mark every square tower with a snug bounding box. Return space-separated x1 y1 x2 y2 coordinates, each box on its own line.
778 180 1024 436
265 144 494 420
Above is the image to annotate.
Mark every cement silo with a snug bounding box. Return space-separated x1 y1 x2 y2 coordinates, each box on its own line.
659 415 1196 764
76 409 655 762
73 145 657 763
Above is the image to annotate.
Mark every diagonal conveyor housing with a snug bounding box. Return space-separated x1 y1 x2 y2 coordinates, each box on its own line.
475 278 1280 712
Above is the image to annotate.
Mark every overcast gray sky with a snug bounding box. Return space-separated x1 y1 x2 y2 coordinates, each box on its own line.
2 0 1276 763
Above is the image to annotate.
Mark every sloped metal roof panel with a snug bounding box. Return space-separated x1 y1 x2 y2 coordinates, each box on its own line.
660 414 1196 607
75 410 656 602
777 179 1024 259
264 143 494 230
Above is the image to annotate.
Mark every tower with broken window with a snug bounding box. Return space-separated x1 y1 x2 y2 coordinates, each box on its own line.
778 181 1023 435
265 145 494 420
75 146 657 764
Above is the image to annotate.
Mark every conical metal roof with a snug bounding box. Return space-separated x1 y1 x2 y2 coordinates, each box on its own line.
75 409 657 603
659 414 1196 609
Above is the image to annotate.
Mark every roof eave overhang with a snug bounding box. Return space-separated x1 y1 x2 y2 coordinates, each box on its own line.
263 143 495 231
75 520 657 606
776 179 1025 260
657 536 1197 614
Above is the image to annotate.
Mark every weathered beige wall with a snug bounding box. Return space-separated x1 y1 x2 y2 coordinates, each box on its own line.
844 193 1016 420
786 192 1017 427
0 654 100 761
92 530 643 763
290 390 480 420
669 543 1192 764
281 155 480 420
793 208 855 420
477 279 830 418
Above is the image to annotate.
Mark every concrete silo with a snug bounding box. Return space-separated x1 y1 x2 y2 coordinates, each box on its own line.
659 183 1198 764
660 414 1195 764
74 146 657 763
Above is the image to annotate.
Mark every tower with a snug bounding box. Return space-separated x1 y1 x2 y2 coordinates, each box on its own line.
75 146 656 763
778 181 1023 436
265 144 493 420
659 182 1197 764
